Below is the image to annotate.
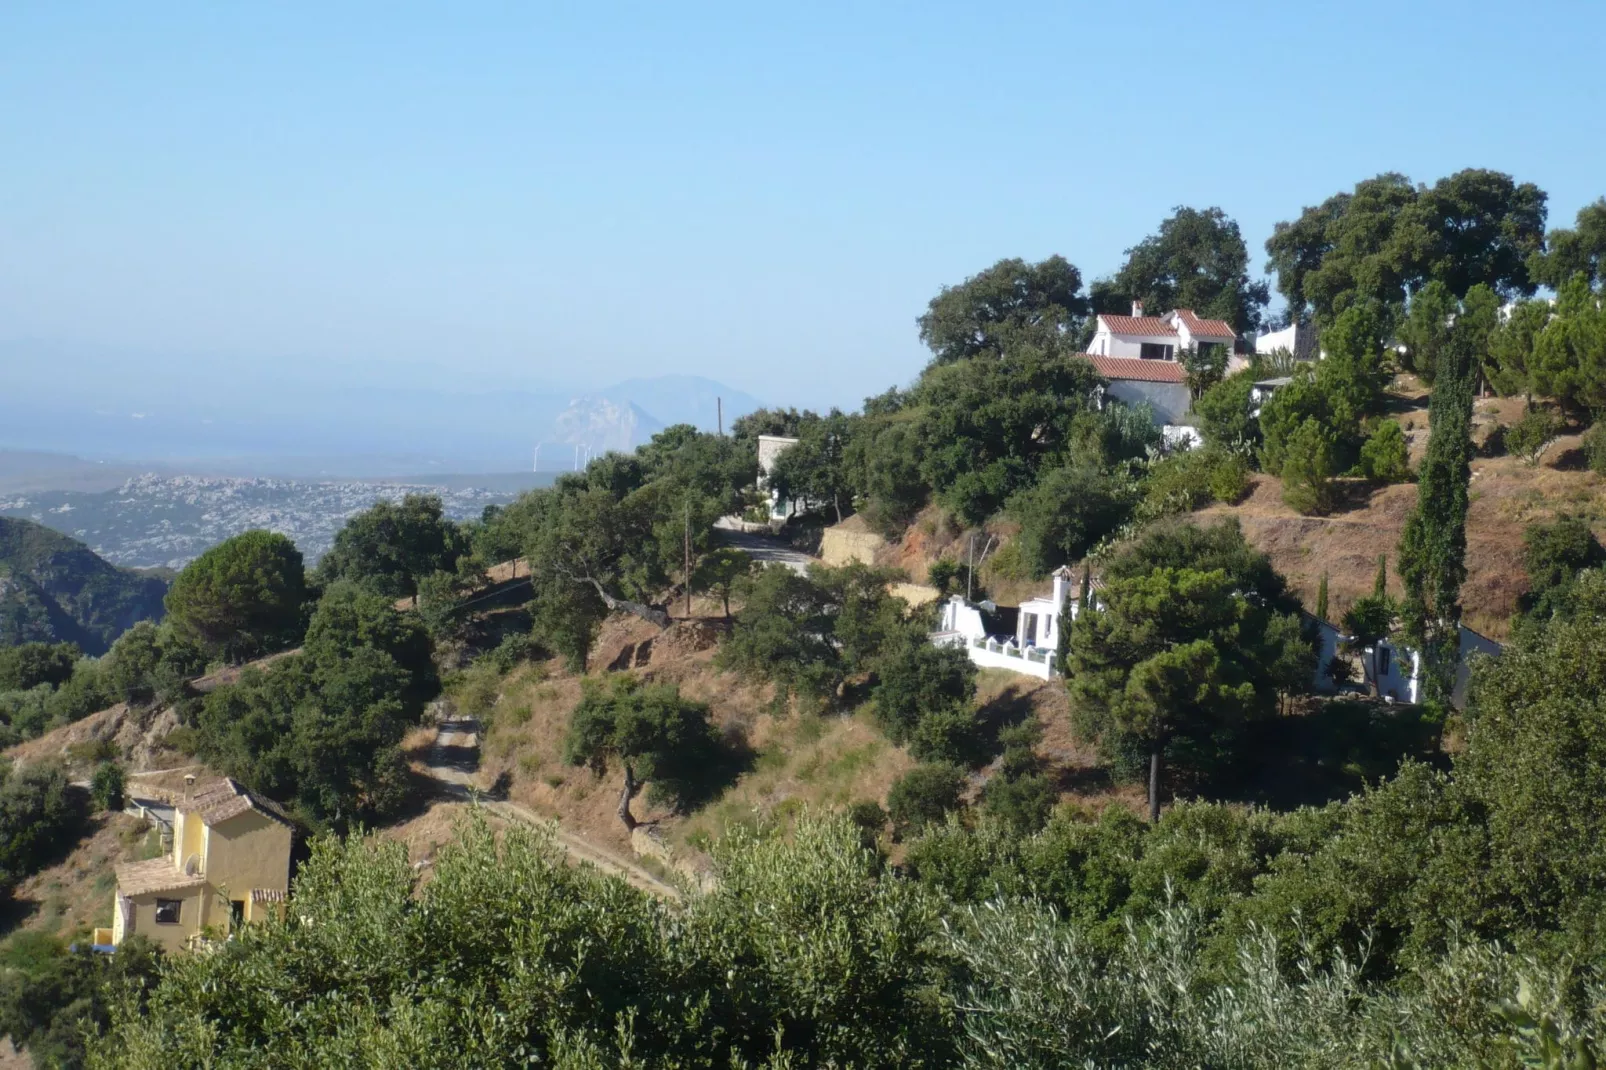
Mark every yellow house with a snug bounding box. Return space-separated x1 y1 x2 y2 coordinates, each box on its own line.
102 778 294 953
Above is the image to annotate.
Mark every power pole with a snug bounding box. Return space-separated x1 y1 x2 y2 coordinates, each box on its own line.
683 498 693 617
717 396 723 436
966 535 975 602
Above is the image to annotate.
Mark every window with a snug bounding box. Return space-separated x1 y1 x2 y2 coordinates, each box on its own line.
155 898 182 924
1377 646 1392 676
1139 342 1174 361
1023 613 1038 645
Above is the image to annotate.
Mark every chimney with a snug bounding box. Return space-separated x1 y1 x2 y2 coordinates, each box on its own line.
1132 300 1144 318
183 774 196 803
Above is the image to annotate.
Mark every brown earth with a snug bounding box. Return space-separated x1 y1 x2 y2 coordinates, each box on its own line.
7 813 161 939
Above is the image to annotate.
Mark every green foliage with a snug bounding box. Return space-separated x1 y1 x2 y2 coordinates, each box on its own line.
917 255 1089 365
318 494 469 602
193 585 436 829
1315 571 1329 623
0 933 162 1070
1072 523 1310 801
979 721 1055 834
870 629 976 746
1527 275 1606 422
1279 418 1338 513
564 675 726 818
690 546 753 618
767 409 859 522
1194 368 1260 451
886 763 964 839
1585 422 1606 476
1007 463 1133 575
0 517 168 656
1519 516 1605 624
1398 320 1477 703
1137 447 1238 521
1529 197 1606 290
1206 454 1250 505
0 760 87 901
914 346 1105 524
90 761 125 812
1358 419 1411 482
0 642 79 692
164 530 308 663
1506 406 1564 465
1091 205 1270 336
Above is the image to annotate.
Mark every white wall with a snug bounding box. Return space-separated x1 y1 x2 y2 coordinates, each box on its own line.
1092 327 1180 358
1256 324 1298 354
1108 380 1191 425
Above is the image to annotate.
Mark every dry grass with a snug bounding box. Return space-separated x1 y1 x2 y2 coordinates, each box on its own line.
7 813 159 938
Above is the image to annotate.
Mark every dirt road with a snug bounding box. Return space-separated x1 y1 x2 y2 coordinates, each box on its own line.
420 717 681 900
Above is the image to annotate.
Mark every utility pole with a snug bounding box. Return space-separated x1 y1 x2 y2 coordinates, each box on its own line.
683 498 693 617
533 444 540 473
966 535 975 601
717 396 723 436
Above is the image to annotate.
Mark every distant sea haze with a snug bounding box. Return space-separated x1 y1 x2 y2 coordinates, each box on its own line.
0 341 766 477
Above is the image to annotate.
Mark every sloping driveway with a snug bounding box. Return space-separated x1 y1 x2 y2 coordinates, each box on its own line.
715 528 816 575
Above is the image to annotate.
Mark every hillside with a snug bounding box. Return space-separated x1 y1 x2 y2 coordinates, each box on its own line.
0 517 167 654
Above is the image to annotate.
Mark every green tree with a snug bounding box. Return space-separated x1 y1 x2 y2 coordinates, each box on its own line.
0 643 79 692
917 255 1089 365
1092 206 1270 336
717 566 844 707
870 629 977 746
318 495 468 604
102 621 162 705
164 531 308 662
0 933 162 1070
1529 197 1606 289
1397 279 1458 381
564 674 724 829
915 345 1105 524
1314 572 1329 623
0 761 86 901
1007 464 1134 575
768 410 859 523
886 763 965 839
1487 297 1552 401
1359 420 1411 482
691 546 754 619
1530 274 1606 422
1194 369 1260 452
90 761 124 812
1519 515 1605 624
1280 418 1338 514
1397 324 1477 704
1505 406 1563 465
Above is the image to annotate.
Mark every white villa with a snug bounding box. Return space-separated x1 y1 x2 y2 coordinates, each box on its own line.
756 434 800 521
1362 625 1502 707
1079 303 1246 429
931 566 1080 680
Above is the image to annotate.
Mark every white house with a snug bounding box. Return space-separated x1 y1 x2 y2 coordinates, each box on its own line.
1366 626 1503 708
756 434 800 521
931 566 1080 680
1304 612 1345 694
1080 303 1246 430
1088 303 1241 363
1254 321 1320 361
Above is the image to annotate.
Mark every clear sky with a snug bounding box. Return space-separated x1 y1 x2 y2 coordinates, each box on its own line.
3 1 1603 411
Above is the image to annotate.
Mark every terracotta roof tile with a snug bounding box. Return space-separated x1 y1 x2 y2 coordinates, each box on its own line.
1172 309 1237 340
1082 354 1188 383
180 778 295 828
1096 314 1179 337
115 858 205 897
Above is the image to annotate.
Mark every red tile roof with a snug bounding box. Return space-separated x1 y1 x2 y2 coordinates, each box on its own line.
180 778 294 828
1173 309 1236 340
1096 314 1178 337
1082 354 1187 383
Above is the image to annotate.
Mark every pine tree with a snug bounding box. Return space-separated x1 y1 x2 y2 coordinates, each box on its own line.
1314 572 1329 622
1398 322 1476 704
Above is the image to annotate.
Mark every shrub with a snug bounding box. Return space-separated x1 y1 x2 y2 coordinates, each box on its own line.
871 631 976 744
1008 464 1134 575
91 762 125 812
906 706 986 766
1359 420 1411 482
1194 369 1260 451
1281 418 1338 514
887 763 965 839
1207 453 1251 504
1505 406 1563 466
1139 450 1216 520
1583 421 1606 475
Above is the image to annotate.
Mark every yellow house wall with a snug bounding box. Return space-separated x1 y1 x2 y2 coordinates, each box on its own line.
174 809 205 874
124 890 204 954
203 810 292 907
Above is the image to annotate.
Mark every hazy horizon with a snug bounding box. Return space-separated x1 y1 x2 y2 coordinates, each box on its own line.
7 3 1606 418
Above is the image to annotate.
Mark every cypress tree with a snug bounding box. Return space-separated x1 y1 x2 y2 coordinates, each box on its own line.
1314 572 1329 622
1373 555 1388 599
1398 320 1476 704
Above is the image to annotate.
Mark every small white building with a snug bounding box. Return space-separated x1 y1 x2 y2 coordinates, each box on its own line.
756 434 800 521
1364 626 1502 708
931 566 1080 680
1255 321 1320 361
1088 303 1241 363
1249 376 1292 419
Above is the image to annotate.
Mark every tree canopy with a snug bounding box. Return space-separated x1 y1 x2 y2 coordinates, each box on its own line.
1092 206 1270 336
916 255 1089 365
317 494 468 603
163 530 308 663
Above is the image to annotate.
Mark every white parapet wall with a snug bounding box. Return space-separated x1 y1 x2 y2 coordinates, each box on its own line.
932 631 1056 680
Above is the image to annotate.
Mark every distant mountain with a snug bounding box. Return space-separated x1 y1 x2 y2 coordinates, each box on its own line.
0 517 168 654
0 341 768 476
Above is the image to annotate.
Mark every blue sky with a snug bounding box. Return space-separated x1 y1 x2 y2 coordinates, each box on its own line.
2 1 1603 411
